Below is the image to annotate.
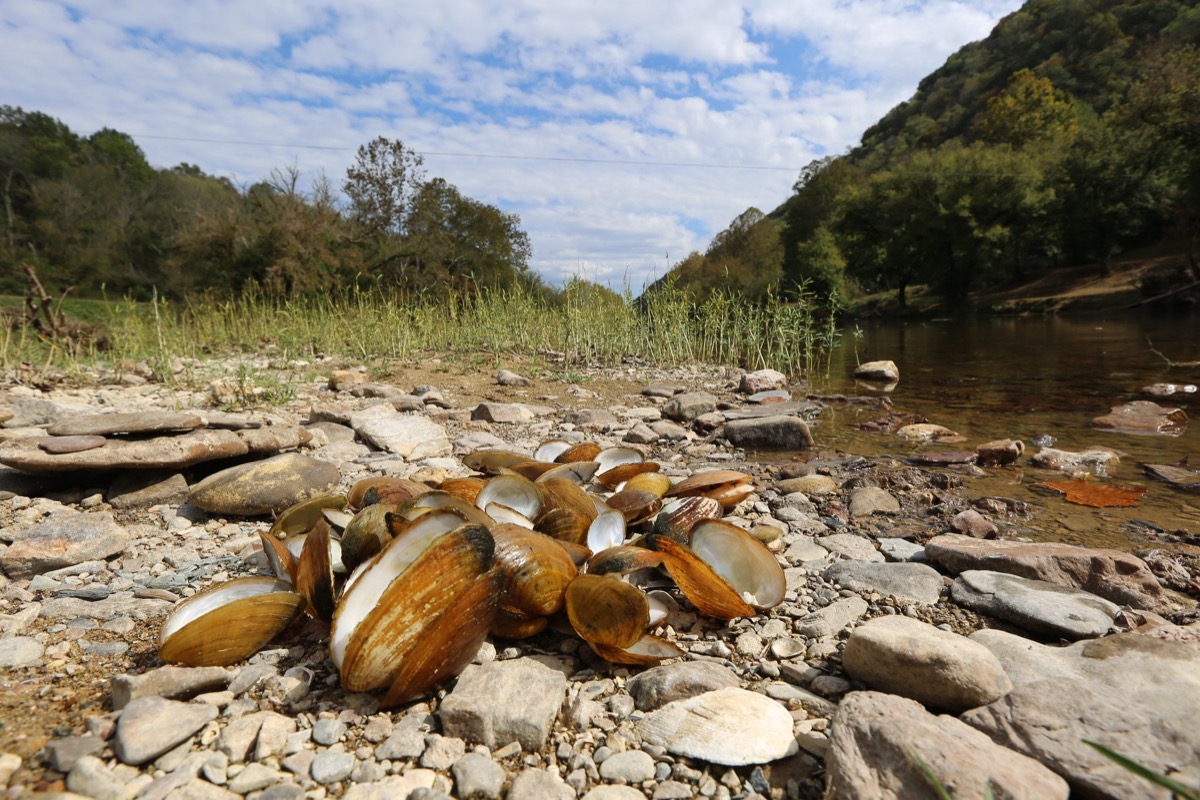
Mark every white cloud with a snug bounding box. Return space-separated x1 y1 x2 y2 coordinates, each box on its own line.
1 0 1023 290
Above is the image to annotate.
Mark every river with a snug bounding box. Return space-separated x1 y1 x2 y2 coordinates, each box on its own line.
790 312 1200 552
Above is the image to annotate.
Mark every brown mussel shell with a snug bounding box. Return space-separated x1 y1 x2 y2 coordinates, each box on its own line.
655 537 756 620
490 609 550 640
556 442 601 463
689 519 786 610
462 449 531 475
159 577 305 667
535 507 591 545
621 471 672 497
585 545 666 577
438 476 487 504
294 520 336 621
491 524 578 618
591 633 685 666
260 531 297 582
565 573 649 650
606 488 662 526
664 469 754 510
339 503 399 574
648 496 724 545
270 494 348 539
596 461 660 490
348 477 430 509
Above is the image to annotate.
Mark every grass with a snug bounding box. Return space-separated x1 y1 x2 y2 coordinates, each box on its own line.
3 282 840 385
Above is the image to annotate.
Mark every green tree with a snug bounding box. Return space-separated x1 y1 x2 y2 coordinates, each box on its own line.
343 137 426 237
975 69 1079 147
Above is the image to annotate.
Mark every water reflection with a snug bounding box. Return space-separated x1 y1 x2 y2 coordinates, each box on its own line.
794 313 1200 551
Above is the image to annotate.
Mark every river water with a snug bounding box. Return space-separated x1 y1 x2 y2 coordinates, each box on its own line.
791 312 1200 552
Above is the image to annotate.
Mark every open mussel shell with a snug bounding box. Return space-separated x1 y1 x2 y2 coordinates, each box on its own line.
538 477 599 521
649 496 724 545
596 461 660 490
506 460 560 482
557 442 601 463
270 495 348 539
591 633 684 666
260 531 297 582
664 469 755 510
159 577 305 667
340 504 399 574
689 519 786 610
347 477 430 509
295 521 336 620
331 523 497 696
485 503 535 528
534 439 572 463
536 461 600 485
620 471 672 497
595 446 644 475
476 474 543 520
409 491 495 526
606 488 662 526
587 509 627 553
585 545 666 577
565 573 649 650
491 524 578 618
438 477 487 504
655 537 756 620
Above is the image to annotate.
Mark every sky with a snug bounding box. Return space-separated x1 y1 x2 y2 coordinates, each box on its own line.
1 0 1025 290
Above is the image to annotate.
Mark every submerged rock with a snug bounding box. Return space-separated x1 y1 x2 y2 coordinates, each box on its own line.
1090 400 1187 435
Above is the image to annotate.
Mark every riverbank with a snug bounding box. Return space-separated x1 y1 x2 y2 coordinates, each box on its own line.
0 357 1197 799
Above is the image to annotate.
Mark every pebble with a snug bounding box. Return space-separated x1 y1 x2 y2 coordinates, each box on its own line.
452 751 506 799
310 750 357 784
598 749 656 783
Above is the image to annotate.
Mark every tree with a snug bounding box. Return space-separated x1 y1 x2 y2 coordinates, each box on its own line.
975 69 1079 147
343 137 426 237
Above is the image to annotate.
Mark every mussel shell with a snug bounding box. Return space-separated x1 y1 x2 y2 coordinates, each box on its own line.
606 488 662 525
463 449 532 475
270 495 348 539
565 573 648 650
655 537 756 620
596 461 660 490
485 503 535 529
591 633 685 666
476 474 543 520
348 477 430 509
649 496 724 545
594 446 644 475
556 442 601 463
294 520 336 621
664 469 754 510
690 519 786 610
491 524 578 618
585 545 666 577
534 439 572 463
339 503 399 574
506 460 559 481
539 477 599 522
535 507 591 545
331 523 496 693
535 461 600 485
260 532 296 582
409 491 495 526
438 477 487 504
586 509 627 553
159 577 305 667
490 609 550 640
620 471 672 497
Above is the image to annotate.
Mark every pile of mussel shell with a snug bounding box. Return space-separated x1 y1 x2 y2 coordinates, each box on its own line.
158 443 785 706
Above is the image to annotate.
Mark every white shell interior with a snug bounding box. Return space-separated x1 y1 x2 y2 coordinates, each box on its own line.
690 520 784 608
535 439 572 462
475 474 542 519
596 446 643 475
161 577 291 641
587 509 626 554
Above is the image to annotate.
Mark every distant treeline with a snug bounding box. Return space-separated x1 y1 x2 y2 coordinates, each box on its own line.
0 112 546 301
651 0 1200 308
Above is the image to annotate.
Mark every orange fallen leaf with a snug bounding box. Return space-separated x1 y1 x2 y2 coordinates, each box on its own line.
1033 480 1147 508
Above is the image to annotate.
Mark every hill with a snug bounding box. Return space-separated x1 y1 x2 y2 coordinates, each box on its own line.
649 0 1200 311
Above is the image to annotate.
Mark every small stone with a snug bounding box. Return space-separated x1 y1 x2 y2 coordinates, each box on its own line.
508 768 575 800
114 696 217 766
951 570 1119 640
950 509 998 539
1091 400 1187 435
583 787 646 800
45 735 105 772
824 561 943 605
312 718 347 746
739 369 787 394
421 734 466 770
853 361 899 382
38 434 108 454
662 392 718 422
847 486 899 517
797 595 869 639
496 369 530 386
111 666 232 710
439 658 567 751
452 751 506 799
975 438 1025 466
626 661 740 711
0 636 44 667
227 763 283 794
723 416 814 450
310 750 356 785
598 749 656 783
66 755 127 800
471 403 535 424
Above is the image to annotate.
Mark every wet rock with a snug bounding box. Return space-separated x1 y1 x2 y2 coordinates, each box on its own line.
723 416 814 450
111 665 233 710
472 403 535 424
0 636 44 667
2 509 128 579
796 595 869 639
951 570 1119 640
439 658 567 750
1090 400 1187 435
824 561 943 605
114 696 218 765
975 438 1025 466
825 691 1068 800
1142 463 1200 491
350 405 451 459
1142 382 1197 396
739 369 787 394
748 389 790 404
626 661 740 711
48 410 204 437
853 361 899 383
38 434 107 454
847 486 899 517
896 423 962 442
925 534 1171 613
452 751 505 799
1029 446 1120 474
188 452 341 516
949 509 997 539
108 471 189 510
662 392 718 422
843 616 1011 712
637 687 798 766
0 428 249 472
907 450 977 465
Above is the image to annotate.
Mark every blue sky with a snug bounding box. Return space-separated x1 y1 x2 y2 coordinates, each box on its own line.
2 0 1023 290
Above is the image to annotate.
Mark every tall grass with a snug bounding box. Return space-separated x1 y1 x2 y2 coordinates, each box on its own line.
3 282 840 380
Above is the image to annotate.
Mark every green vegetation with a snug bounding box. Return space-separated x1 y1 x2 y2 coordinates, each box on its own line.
2 281 838 380
657 0 1200 310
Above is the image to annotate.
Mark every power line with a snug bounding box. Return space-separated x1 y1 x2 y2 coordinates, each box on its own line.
128 133 804 172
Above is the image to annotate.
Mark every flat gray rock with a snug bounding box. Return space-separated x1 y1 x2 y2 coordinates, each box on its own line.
661 392 717 422
188 452 341 516
739 369 787 394
1090 400 1187 435
110 665 233 710
626 661 739 711
2 509 128 579
636 687 798 766
38 434 107 454
48 411 204 437
562 408 620 431
723 415 814 450
842 616 1011 712
825 561 943 605
509 768 574 800
439 658 566 751
0 428 249 472
848 486 900 516
471 403 535 424
236 425 312 454
107 471 189 510
114 696 217 765
817 533 884 563
350 405 450 459
825 691 1068 800
925 534 1170 613
796 595 868 639
721 401 823 421
951 570 1119 639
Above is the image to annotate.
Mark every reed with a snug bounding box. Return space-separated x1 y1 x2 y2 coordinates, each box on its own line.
3 282 840 381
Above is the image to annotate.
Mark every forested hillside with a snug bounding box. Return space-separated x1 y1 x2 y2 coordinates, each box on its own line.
0 113 543 300
654 0 1200 308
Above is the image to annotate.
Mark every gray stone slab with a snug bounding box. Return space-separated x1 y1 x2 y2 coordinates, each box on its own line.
825 561 944 605
951 570 1119 640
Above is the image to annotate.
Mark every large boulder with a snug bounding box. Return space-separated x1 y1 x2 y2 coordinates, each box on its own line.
188 453 341 516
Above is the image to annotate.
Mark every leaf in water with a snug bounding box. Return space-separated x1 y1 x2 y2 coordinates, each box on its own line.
1034 480 1147 508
